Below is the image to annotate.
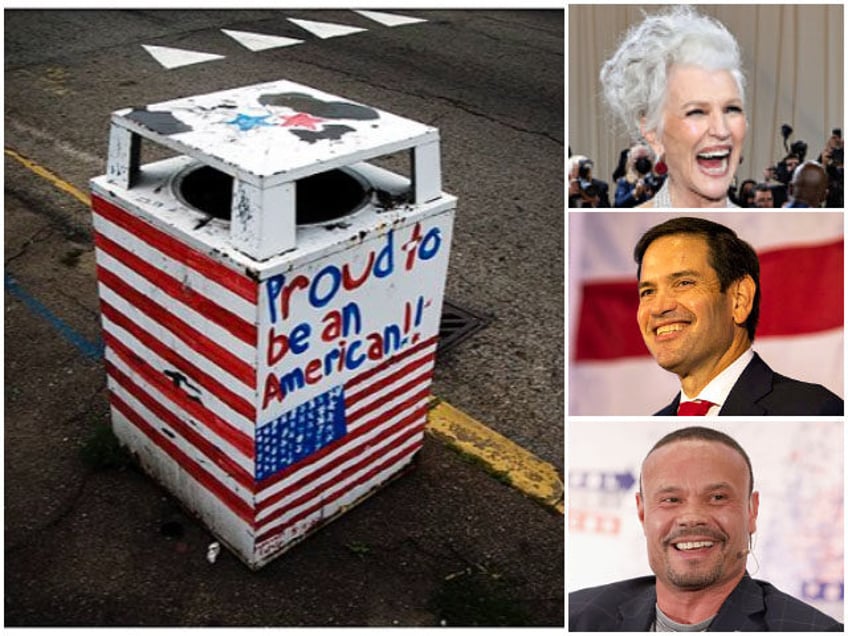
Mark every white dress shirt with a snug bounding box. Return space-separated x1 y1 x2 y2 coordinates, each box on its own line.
679 348 755 416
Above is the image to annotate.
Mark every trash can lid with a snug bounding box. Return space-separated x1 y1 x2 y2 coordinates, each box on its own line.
112 79 438 187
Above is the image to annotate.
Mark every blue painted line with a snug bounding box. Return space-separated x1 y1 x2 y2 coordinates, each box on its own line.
5 272 104 360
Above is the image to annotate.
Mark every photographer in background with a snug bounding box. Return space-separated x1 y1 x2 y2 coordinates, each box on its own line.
569 155 611 208
761 124 804 207
773 125 805 182
818 128 843 207
614 144 665 207
775 153 803 186
759 168 788 208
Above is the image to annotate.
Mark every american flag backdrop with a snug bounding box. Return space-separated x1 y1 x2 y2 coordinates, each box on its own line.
568 211 844 415
92 192 446 566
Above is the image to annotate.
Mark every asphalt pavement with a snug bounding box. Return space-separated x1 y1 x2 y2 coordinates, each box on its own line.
5 9 564 627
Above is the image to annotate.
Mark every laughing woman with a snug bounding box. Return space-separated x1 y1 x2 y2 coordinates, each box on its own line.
600 6 746 208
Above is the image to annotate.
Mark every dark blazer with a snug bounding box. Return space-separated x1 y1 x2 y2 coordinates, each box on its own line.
569 574 843 631
655 353 844 416
593 178 612 209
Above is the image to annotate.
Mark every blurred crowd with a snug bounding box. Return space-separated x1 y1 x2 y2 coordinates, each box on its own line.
569 128 843 208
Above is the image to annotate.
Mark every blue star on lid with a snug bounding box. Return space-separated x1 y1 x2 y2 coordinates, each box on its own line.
227 113 273 131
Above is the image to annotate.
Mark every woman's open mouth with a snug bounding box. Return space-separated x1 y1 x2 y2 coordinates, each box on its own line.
696 148 731 177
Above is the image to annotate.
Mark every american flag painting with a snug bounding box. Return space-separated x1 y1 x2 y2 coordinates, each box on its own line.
569 211 844 415
252 334 437 557
255 386 348 481
91 190 452 568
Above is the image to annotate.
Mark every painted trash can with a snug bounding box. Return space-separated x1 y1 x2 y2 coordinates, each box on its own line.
90 79 455 569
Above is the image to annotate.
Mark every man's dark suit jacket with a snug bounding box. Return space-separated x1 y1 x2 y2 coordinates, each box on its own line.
655 353 844 416
569 574 843 631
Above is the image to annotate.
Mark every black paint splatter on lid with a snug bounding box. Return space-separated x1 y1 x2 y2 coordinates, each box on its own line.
125 107 193 135
258 92 379 121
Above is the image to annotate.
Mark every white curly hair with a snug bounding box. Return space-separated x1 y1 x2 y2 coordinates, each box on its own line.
600 5 746 142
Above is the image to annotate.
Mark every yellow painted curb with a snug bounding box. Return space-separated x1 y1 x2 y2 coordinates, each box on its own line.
426 400 564 514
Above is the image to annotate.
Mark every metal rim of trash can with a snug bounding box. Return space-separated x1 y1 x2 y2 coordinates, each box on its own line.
172 162 373 226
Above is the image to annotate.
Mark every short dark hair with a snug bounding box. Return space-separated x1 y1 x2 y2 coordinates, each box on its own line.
739 179 757 193
643 426 755 495
754 182 772 194
633 217 760 341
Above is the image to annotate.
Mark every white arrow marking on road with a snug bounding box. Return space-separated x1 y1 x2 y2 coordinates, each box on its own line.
287 18 367 40
142 44 225 69
353 10 427 27
221 29 304 52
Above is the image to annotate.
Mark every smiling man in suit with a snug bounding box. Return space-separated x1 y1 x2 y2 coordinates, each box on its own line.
569 426 843 631
634 217 842 416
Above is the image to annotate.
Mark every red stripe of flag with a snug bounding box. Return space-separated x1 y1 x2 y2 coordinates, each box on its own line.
575 240 843 361
346 374 432 425
757 240 843 335
574 280 641 360
108 386 256 527
92 194 257 304
348 385 432 428
97 265 256 388
100 301 256 422
106 360 255 492
345 355 435 411
346 335 438 390
105 331 254 460
95 232 257 346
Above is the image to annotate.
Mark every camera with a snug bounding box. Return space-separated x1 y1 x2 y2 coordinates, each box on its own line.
631 155 663 192
789 140 808 162
779 124 807 160
577 160 599 198
634 156 652 176
643 173 664 192
578 180 598 198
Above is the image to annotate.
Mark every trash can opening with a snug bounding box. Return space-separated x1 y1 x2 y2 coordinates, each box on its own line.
176 165 371 225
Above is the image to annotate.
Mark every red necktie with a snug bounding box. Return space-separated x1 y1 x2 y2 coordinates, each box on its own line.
677 400 716 416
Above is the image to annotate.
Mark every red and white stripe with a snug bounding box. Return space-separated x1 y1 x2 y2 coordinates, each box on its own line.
92 194 436 562
569 212 844 415
93 195 259 531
